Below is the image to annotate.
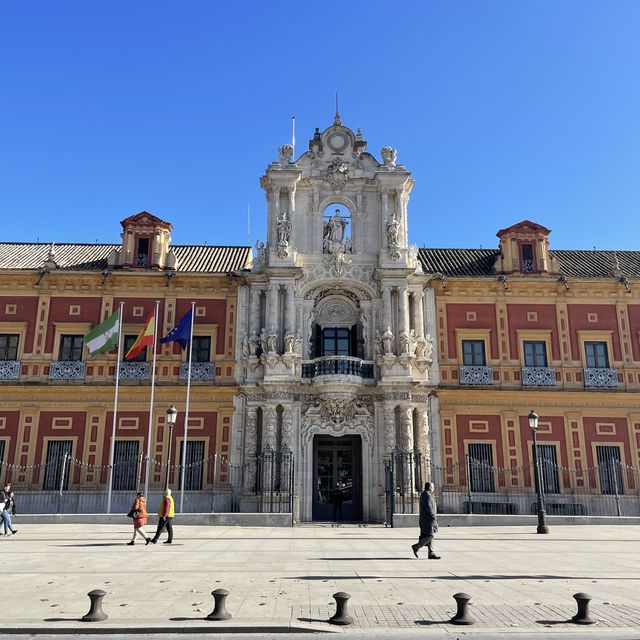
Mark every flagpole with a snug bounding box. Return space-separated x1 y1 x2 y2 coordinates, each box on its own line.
179 301 196 513
106 302 124 514
144 300 160 497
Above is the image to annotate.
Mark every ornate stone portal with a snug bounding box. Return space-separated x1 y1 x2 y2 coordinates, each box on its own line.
236 114 438 523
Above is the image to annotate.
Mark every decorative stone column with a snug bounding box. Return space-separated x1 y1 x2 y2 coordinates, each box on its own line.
397 286 410 352
415 406 430 483
244 407 258 490
262 407 278 491
266 284 279 348
284 284 296 335
381 285 392 344
249 288 262 336
383 405 396 457
281 407 294 489
399 406 415 491
413 290 424 337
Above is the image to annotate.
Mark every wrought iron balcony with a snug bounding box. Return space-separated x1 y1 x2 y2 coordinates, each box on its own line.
302 356 375 379
0 360 20 381
49 360 86 380
584 367 618 388
119 362 151 381
522 367 557 386
180 362 215 382
459 365 493 386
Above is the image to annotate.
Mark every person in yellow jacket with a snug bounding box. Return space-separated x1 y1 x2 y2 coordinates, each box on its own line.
150 488 175 544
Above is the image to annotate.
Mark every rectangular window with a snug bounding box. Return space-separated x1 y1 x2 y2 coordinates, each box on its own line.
43 440 72 490
179 440 205 490
467 443 495 492
462 340 486 366
0 334 19 360
112 441 139 491
188 336 211 363
137 238 149 267
521 243 534 273
322 328 351 356
585 341 609 368
596 445 623 495
536 444 560 494
59 335 84 361
124 335 147 362
524 341 548 367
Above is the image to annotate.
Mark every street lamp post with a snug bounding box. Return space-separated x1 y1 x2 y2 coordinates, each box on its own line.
528 409 549 534
165 405 178 491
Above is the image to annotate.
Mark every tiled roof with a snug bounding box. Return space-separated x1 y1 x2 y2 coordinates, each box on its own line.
418 248 640 278
0 243 252 274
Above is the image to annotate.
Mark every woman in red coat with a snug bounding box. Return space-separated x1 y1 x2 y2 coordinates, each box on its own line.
127 491 151 545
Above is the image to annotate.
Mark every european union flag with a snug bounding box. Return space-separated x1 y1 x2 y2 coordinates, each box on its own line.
160 308 193 350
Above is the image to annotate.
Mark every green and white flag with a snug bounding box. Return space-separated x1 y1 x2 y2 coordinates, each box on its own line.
85 310 120 357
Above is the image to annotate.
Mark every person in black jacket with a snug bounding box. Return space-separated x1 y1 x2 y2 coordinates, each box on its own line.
1 484 17 536
411 482 439 559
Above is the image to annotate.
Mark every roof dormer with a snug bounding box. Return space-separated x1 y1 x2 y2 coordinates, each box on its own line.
108 211 178 270
494 220 560 276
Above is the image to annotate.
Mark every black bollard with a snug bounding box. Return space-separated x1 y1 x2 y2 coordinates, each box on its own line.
571 592 595 625
206 588 232 621
329 591 354 625
450 592 474 625
81 589 108 622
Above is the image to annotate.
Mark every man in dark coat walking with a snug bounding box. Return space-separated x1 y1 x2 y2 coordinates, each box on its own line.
411 481 440 559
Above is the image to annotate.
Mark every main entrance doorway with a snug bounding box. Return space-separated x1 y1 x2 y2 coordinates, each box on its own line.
312 435 362 522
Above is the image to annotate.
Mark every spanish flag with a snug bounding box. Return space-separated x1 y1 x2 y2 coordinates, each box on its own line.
125 311 155 360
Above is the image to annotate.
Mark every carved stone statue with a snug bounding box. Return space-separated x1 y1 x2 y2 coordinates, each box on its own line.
386 212 399 247
400 330 410 354
382 327 394 355
423 333 434 361
381 146 397 167
241 334 250 358
258 328 268 353
254 241 266 271
326 159 349 189
408 328 418 356
415 334 427 358
324 209 348 244
266 326 278 353
293 335 303 355
284 332 296 354
276 211 291 245
278 144 293 166
375 331 384 357
248 331 259 356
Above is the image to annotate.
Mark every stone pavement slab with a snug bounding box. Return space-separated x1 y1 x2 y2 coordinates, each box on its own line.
3 523 640 637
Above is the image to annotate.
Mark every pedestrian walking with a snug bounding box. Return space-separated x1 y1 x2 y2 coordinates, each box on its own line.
2 485 17 536
127 491 150 546
411 481 440 559
149 488 175 544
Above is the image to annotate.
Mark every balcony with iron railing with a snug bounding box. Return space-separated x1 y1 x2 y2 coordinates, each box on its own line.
459 365 493 386
180 362 215 382
49 361 86 381
521 367 557 387
0 360 20 381
302 356 375 380
584 368 618 388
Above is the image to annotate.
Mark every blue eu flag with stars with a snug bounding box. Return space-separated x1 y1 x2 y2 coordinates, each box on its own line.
160 308 193 350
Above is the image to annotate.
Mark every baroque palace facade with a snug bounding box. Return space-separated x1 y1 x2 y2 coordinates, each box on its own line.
1 116 640 521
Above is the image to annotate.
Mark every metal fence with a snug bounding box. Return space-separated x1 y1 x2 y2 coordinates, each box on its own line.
385 450 640 521
4 449 294 515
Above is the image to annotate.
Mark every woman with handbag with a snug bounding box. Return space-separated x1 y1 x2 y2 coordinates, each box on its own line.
127 491 151 546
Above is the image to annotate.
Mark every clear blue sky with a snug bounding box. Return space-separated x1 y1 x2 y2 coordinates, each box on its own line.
2 1 639 251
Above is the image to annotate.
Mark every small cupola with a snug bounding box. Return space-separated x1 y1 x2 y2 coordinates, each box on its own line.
494 220 560 275
108 211 178 270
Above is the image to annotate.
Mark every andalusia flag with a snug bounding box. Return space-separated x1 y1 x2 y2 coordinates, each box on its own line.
85 310 121 358
125 311 155 360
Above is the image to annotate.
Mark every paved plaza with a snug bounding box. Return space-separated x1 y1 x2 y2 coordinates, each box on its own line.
3 522 640 638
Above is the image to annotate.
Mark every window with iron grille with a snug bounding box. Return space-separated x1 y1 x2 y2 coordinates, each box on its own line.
112 441 139 491
535 444 560 494
467 443 495 492
124 335 147 362
521 243 535 273
188 336 211 363
462 340 486 366
178 440 205 490
43 440 72 490
596 445 624 495
0 335 18 360
59 335 84 361
524 341 547 367
585 341 609 368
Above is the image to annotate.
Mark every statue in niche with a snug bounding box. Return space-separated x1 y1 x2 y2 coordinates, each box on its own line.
276 211 291 245
258 328 268 353
386 212 400 247
415 334 427 358
278 144 293 166
400 330 410 354
408 329 418 356
265 326 278 353
375 331 384 357
284 332 296 354
241 335 250 358
326 209 347 242
382 327 394 354
381 146 397 167
423 333 434 361
248 331 259 356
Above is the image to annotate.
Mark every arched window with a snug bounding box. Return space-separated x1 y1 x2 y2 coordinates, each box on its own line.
322 204 352 254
